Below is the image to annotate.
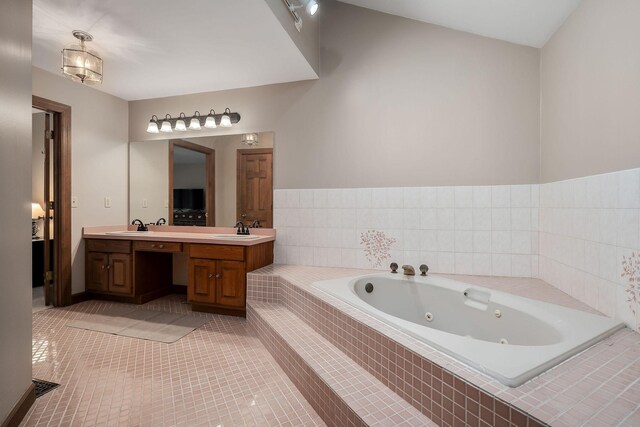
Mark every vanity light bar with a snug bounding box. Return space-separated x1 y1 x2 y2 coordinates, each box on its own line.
146 108 241 133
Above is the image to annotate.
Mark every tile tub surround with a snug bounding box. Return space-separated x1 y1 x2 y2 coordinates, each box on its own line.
23 295 324 426
539 168 640 331
273 185 540 278
247 265 640 427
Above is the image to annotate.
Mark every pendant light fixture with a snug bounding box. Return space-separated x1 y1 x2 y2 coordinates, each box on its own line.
61 30 103 84
242 133 259 147
145 108 241 133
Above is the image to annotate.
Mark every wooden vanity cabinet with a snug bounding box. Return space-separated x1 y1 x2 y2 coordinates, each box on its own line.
85 240 133 295
188 242 272 316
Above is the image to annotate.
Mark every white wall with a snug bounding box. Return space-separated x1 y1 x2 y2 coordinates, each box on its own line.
32 67 130 294
129 0 541 188
540 0 640 182
539 168 640 330
0 0 33 421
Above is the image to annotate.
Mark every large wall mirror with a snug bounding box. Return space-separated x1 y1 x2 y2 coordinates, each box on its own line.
129 131 274 228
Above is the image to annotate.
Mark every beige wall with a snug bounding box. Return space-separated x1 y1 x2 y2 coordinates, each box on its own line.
33 67 130 294
130 0 540 188
264 0 319 75
540 0 640 182
0 0 33 422
129 140 169 224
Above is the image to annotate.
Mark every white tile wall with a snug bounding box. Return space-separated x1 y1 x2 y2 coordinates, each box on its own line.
274 184 539 278
539 168 640 330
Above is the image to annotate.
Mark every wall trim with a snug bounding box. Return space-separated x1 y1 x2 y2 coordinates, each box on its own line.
1 383 35 427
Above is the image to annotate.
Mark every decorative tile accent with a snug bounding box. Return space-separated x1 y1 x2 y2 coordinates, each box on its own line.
539 168 640 329
275 185 539 278
360 229 396 268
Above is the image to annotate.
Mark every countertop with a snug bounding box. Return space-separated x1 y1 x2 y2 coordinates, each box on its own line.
83 225 275 246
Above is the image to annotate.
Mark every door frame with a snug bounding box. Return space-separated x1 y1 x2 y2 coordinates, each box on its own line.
32 95 72 307
168 139 215 226
236 148 274 227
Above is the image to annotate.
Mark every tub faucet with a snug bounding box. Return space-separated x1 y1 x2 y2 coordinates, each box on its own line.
401 265 415 276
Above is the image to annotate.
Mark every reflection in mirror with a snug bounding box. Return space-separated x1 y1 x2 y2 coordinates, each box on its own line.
169 140 214 226
129 132 274 227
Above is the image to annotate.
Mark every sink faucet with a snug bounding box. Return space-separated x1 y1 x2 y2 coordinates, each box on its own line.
401 265 415 276
250 219 261 228
156 217 166 226
235 221 250 236
131 219 148 232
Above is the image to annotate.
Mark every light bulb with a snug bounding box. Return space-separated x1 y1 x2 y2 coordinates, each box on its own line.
189 117 201 130
307 0 318 15
175 120 186 131
204 110 217 128
146 116 159 133
220 108 232 127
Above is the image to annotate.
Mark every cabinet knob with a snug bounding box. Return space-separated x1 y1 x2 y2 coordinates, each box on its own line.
158 244 164 249
101 265 106 270
106 264 111 270
215 274 221 279
151 244 156 248
208 273 213 278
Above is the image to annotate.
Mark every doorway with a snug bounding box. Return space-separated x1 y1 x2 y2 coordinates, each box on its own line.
237 148 273 228
32 96 72 307
169 139 215 226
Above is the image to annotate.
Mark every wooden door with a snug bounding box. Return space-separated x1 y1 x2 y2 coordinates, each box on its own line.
43 112 53 305
215 261 246 308
188 258 217 304
86 252 109 292
237 149 273 227
109 253 132 294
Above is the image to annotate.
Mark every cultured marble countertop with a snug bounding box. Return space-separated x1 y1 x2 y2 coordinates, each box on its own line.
82 225 275 246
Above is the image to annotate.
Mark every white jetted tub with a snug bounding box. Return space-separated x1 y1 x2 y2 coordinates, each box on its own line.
312 273 624 387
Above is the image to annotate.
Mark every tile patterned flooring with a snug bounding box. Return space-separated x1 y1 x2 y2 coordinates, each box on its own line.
22 296 324 427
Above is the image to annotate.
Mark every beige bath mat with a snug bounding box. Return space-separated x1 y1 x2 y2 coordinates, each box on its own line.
67 306 209 343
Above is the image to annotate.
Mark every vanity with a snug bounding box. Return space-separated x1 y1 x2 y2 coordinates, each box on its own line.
83 225 274 316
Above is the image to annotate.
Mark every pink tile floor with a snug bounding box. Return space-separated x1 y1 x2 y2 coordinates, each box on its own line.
22 296 324 427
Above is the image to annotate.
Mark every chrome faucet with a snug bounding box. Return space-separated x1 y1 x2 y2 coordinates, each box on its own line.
131 219 148 232
401 265 415 276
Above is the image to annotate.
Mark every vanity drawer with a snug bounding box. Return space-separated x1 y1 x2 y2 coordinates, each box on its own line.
133 241 182 253
190 244 244 261
86 239 132 254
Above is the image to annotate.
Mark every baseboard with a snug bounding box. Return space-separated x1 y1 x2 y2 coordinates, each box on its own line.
1 383 35 427
170 284 187 295
71 291 91 304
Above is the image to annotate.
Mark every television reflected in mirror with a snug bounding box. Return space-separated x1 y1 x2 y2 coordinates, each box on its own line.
129 131 274 228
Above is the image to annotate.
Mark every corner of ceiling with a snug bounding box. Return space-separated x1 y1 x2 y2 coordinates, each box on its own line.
263 0 320 78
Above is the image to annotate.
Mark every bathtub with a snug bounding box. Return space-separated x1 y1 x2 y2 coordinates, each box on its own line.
312 273 624 387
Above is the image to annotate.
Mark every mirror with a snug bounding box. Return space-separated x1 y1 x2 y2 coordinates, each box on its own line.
129 132 274 227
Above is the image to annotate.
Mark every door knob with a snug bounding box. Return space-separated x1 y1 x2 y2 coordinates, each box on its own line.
215 274 221 279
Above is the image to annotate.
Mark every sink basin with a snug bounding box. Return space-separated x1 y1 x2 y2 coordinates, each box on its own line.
105 230 150 235
208 234 262 240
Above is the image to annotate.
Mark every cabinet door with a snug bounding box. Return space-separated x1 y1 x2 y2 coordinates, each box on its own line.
216 261 246 308
188 259 217 304
109 253 132 294
86 252 109 292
